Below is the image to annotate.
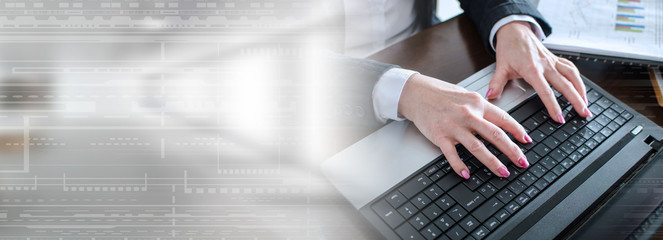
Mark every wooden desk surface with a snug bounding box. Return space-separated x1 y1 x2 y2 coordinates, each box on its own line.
369 14 663 127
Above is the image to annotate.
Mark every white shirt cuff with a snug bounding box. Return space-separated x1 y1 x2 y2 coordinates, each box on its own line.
489 15 546 51
372 68 418 123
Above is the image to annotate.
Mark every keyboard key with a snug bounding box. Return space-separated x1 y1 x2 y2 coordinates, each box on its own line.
560 158 574 169
552 164 565 176
434 213 455 231
448 185 486 212
464 175 484 191
398 202 417 219
577 145 591 156
543 136 561 149
523 118 541 131
496 188 516 204
515 193 530 205
530 164 546 178
448 205 468 221
484 217 501 231
600 128 614 138
477 183 498 198
543 171 558 184
604 109 619 119
425 164 440 176
588 104 604 115
505 200 521 214
597 96 613 109
587 89 601 103
473 197 504 222
539 122 556 135
587 121 602 133
372 199 405 228
519 172 538 186
614 116 627 126
386 191 406 208
475 168 494 182
424 184 444 200
436 194 456 211
396 223 424 240
409 213 430 230
569 151 582 162
532 112 550 125
553 130 570 142
533 144 552 158
560 142 576 155
623 111 633 120
430 170 445 182
549 149 567 162
530 130 547 143
420 224 442 240
446 224 468 240
525 185 540 197
585 139 599 149
534 178 549 190
562 123 579 135
607 121 620 131
540 156 557 170
423 204 443 220
507 180 527 195
400 174 432 198
525 151 542 164
472 226 490 240
460 215 480 233
595 115 611 127
412 193 432 209
438 174 462 191
512 97 545 122
568 135 585 147
495 209 511 222
610 103 624 113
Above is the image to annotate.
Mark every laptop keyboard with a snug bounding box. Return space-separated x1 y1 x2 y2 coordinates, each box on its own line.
371 88 633 240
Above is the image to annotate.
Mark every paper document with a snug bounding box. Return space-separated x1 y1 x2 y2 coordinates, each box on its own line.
538 0 663 63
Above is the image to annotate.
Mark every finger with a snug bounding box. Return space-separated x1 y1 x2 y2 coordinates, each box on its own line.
484 103 532 143
523 70 564 124
487 66 509 99
557 59 590 108
439 140 470 179
472 118 528 168
457 132 511 178
545 70 591 118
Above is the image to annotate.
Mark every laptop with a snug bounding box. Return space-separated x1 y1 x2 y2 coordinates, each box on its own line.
322 63 663 239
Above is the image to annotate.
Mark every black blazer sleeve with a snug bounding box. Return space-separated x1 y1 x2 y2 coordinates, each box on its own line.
458 0 552 55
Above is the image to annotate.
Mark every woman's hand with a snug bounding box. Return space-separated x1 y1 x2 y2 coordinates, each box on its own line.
488 22 592 123
398 73 531 179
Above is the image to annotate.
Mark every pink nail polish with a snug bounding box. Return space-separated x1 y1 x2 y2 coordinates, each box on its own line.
524 135 533 143
519 156 529 168
485 88 493 99
584 108 593 118
557 114 565 124
461 170 470 180
498 166 510 178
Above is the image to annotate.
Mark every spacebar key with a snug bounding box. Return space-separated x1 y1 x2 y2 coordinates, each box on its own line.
511 97 545 122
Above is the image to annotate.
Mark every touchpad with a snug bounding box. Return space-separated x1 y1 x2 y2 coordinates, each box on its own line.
479 79 535 112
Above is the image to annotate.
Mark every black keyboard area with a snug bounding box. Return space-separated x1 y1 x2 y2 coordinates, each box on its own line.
371 88 633 240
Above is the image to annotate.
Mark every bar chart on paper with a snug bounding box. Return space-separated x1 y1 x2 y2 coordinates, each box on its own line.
538 0 663 63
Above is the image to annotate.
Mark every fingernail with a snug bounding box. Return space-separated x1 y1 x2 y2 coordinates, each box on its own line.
461 170 470 180
557 114 565 124
485 88 493 99
498 166 510 178
519 156 529 168
584 108 593 118
524 135 533 143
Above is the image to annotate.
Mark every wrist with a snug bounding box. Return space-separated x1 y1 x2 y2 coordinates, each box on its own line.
496 21 534 46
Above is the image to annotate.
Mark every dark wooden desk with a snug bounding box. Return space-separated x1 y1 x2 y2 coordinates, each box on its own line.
369 14 663 127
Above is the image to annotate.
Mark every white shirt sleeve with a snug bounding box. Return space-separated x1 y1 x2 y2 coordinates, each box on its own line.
372 68 418 123
488 15 546 51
